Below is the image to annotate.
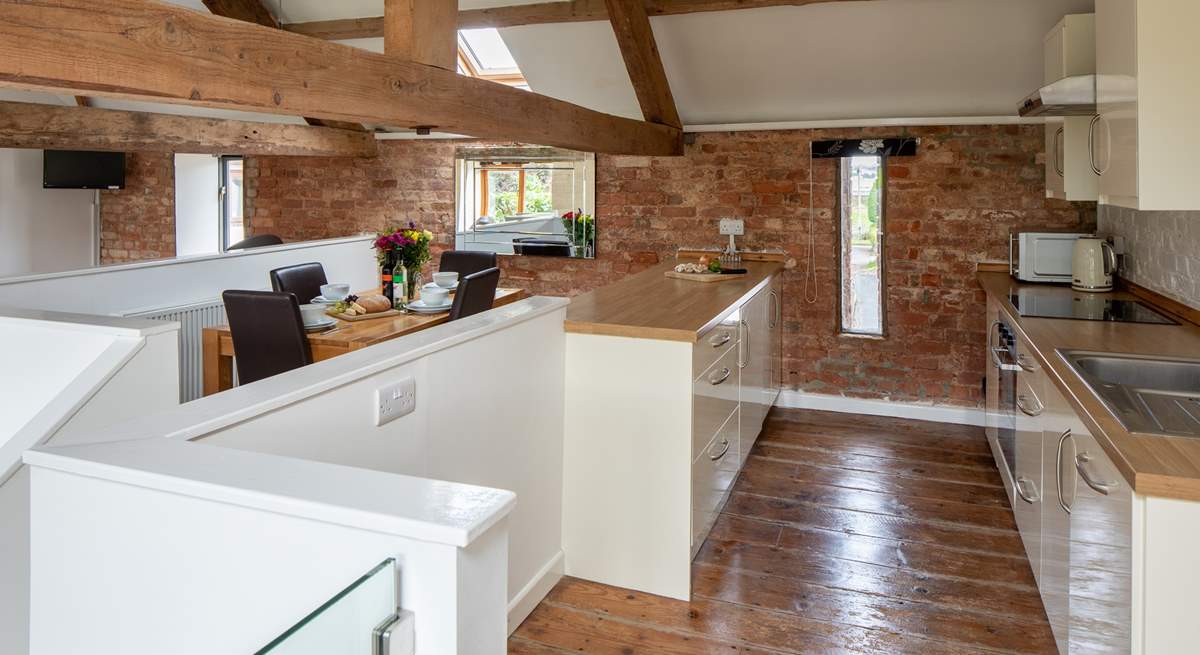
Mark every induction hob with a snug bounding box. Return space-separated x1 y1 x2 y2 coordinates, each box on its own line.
1008 290 1177 325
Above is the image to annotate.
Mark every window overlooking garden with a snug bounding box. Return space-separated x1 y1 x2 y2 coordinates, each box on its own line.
839 156 884 335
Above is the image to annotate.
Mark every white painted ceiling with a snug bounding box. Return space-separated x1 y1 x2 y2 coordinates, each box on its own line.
3 0 1096 128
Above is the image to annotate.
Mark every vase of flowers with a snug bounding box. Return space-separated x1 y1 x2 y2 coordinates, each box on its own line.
373 223 433 304
561 209 595 258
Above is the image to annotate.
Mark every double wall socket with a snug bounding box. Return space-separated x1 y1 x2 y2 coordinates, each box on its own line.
376 376 416 426
719 218 745 236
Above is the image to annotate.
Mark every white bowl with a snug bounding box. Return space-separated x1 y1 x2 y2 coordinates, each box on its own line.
422 287 451 306
320 283 351 300
433 272 459 288
299 303 328 326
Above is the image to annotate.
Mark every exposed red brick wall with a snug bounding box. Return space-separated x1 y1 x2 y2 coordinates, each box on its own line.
246 126 1095 407
99 152 175 264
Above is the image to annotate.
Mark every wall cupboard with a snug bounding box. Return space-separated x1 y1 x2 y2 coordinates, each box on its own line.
1094 0 1200 210
1043 14 1098 202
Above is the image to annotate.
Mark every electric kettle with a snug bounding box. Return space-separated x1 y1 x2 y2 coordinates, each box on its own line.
1072 237 1117 292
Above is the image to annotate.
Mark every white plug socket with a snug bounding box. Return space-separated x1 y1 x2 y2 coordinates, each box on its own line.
376 376 416 426
719 218 745 236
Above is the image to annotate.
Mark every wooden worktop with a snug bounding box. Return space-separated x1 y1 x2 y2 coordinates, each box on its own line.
565 260 783 342
978 271 1200 501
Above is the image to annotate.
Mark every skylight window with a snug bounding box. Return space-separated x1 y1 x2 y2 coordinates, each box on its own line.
458 28 527 87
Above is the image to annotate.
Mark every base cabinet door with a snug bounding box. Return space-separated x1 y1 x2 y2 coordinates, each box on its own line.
739 283 771 466
692 408 739 554
1014 370 1045 584
1067 430 1132 654
1040 379 1073 653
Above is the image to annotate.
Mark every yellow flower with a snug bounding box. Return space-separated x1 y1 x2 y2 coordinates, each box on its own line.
423 229 434 240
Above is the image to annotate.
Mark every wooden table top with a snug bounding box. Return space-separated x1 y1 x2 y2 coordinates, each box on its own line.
565 260 783 342
208 287 526 350
978 271 1200 501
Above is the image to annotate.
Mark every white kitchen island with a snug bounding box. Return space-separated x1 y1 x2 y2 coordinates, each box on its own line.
562 257 783 600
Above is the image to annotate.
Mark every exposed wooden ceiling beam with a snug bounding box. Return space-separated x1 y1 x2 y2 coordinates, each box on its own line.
283 0 871 38
203 0 368 132
0 0 682 156
604 0 680 129
0 101 378 157
201 0 278 29
385 0 459 70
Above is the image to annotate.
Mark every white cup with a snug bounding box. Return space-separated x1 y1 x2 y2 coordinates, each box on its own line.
422 287 450 306
433 272 459 288
320 283 351 300
299 303 328 326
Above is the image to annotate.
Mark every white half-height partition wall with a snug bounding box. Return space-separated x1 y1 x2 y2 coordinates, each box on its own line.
0 308 180 655
0 235 377 316
23 297 568 653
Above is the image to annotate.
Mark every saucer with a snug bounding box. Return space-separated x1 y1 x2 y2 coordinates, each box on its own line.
309 296 341 305
406 299 452 313
303 317 337 331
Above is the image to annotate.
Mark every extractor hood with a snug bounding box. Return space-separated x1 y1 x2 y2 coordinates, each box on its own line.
1018 74 1096 117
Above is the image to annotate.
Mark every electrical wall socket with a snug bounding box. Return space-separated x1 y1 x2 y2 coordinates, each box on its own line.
376 376 416 426
719 218 745 236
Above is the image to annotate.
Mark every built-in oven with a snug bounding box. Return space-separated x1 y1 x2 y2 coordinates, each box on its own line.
987 319 1020 496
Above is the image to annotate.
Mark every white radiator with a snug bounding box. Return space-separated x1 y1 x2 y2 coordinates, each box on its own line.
125 298 227 402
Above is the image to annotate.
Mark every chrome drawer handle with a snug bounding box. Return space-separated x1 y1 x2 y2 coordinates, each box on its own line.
1056 429 1073 514
708 367 732 386
709 332 731 348
709 438 730 461
1016 394 1044 417
1076 452 1116 495
1016 476 1040 504
1053 126 1065 177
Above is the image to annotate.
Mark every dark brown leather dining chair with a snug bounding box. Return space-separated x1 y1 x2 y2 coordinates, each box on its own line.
269 262 328 304
448 267 501 322
222 290 313 386
439 251 497 278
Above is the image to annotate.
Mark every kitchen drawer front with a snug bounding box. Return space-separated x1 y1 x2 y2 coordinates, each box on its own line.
1014 376 1044 584
692 408 740 553
693 308 740 380
693 345 740 455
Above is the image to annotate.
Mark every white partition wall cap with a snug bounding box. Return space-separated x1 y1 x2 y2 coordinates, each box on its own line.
0 306 179 337
24 437 516 548
77 296 570 444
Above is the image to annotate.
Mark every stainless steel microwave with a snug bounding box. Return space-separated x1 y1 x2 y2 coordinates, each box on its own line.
1009 231 1092 282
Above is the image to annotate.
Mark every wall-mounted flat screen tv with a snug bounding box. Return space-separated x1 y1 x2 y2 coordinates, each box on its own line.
43 150 126 190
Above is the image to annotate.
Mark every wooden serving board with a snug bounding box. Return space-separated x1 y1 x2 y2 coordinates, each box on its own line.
327 308 401 322
664 270 747 283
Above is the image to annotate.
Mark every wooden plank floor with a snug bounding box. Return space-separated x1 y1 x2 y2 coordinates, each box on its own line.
510 408 1057 654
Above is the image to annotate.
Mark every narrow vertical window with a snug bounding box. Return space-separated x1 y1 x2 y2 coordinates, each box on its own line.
839 156 885 335
220 155 245 250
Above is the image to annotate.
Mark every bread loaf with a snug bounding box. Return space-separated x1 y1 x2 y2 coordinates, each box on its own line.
357 295 392 313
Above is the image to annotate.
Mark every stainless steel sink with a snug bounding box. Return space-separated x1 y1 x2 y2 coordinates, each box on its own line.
1060 350 1200 438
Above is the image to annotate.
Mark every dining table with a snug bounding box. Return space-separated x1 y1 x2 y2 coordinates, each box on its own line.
202 287 527 396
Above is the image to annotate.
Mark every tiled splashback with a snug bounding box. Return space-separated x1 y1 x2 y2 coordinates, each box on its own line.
1099 205 1200 310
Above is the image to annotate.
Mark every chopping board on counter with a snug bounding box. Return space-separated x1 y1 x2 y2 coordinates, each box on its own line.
664 270 748 283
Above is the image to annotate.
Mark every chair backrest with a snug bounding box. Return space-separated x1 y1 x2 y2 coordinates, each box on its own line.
269 262 328 304
439 250 498 278
448 267 501 322
228 234 283 250
221 290 313 386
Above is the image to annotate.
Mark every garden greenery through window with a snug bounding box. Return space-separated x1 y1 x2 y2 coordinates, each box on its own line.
839 156 885 335
454 147 596 259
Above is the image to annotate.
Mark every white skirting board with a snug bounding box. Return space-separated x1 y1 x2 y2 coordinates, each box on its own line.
774 390 986 427
507 550 563 635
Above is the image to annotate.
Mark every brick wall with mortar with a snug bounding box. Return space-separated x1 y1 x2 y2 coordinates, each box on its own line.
99 152 176 265
244 125 1095 407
